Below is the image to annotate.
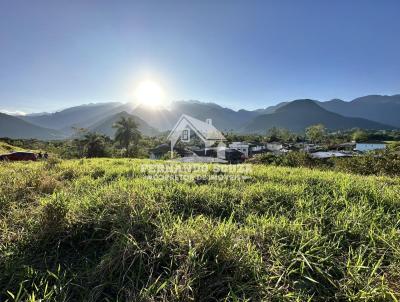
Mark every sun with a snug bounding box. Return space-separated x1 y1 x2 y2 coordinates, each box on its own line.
134 80 165 109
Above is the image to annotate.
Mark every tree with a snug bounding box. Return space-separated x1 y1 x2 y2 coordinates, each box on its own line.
266 127 296 142
113 116 142 156
305 124 327 144
71 127 89 158
82 133 108 158
352 129 369 142
267 126 280 142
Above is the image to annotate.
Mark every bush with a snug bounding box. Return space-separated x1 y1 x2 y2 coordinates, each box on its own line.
331 151 400 176
252 151 400 176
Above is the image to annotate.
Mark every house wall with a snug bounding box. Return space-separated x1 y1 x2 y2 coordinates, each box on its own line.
229 143 249 157
266 143 283 151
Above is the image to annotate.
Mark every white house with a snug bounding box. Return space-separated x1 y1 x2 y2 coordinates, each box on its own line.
167 115 226 158
229 142 250 157
355 141 386 152
228 142 267 158
266 142 283 152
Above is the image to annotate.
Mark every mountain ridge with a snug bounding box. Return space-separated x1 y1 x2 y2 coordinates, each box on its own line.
89 111 160 137
0 113 65 140
242 99 394 133
2 94 399 139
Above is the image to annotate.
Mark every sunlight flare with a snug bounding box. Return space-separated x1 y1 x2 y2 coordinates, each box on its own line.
134 80 165 109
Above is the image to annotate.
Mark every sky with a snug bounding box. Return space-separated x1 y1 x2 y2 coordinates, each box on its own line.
0 0 399 113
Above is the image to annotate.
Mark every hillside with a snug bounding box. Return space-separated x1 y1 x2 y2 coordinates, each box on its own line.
89 111 160 137
116 101 260 131
0 113 64 140
0 140 24 153
317 94 400 127
242 99 394 133
1 159 400 300
21 100 262 133
21 102 123 134
167 101 259 131
8 95 400 138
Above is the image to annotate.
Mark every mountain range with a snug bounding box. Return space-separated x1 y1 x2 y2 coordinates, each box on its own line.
89 111 160 137
316 95 400 128
242 100 393 133
0 94 399 139
0 113 64 140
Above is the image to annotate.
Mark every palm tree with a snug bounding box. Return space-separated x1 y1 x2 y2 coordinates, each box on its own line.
113 116 141 155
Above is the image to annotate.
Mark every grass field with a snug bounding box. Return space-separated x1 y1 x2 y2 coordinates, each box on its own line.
1 158 400 301
0 141 24 154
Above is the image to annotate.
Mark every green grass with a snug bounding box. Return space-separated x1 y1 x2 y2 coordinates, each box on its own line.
1 158 400 301
0 141 25 154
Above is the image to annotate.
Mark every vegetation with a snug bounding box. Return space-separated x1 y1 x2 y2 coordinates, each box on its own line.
80 133 110 158
266 126 299 143
305 124 327 144
250 150 400 176
0 141 24 153
352 129 369 142
113 116 142 156
1 159 400 301
2 126 400 160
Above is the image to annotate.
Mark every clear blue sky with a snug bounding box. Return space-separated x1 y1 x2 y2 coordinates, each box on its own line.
0 0 399 113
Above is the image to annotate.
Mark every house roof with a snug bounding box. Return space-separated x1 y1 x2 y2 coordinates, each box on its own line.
310 151 353 159
356 141 387 144
338 142 356 147
167 114 226 142
150 144 170 153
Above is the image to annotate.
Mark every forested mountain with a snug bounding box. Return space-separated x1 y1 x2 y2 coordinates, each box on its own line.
242 99 394 133
316 95 400 127
89 111 160 137
3 94 399 139
0 113 64 140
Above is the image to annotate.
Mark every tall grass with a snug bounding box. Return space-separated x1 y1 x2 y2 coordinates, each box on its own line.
1 159 400 301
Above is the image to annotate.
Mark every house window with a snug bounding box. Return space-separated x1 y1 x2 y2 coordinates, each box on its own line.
182 129 190 142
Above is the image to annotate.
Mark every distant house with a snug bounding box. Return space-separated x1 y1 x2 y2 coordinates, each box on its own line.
190 146 244 163
310 151 353 159
166 114 226 158
228 142 266 158
355 141 387 152
303 143 322 153
337 142 356 151
229 142 250 157
251 144 266 153
266 142 283 152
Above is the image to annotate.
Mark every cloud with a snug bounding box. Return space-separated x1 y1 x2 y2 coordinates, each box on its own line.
0 109 27 116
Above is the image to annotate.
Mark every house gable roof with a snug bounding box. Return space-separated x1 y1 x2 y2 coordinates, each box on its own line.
167 114 226 142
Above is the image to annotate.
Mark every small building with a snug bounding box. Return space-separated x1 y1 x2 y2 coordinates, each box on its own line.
337 142 356 151
355 141 387 152
191 147 244 163
229 142 250 157
228 142 267 158
251 144 266 153
303 143 321 153
266 142 283 152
